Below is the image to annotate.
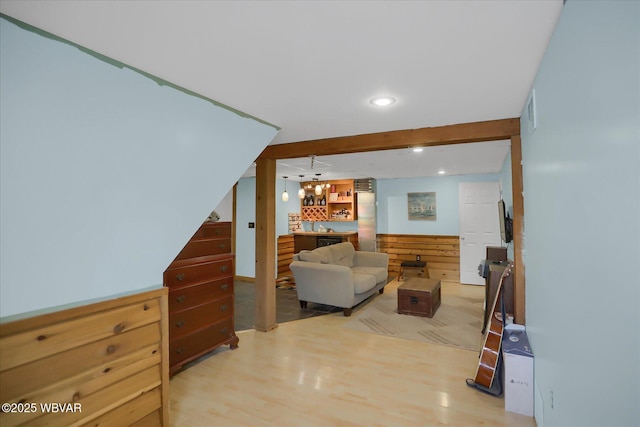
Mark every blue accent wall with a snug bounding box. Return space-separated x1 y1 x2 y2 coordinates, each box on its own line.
235 178 257 278
521 1 639 425
0 17 278 317
376 174 501 235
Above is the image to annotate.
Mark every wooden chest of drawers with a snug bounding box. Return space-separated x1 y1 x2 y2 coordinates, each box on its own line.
164 221 238 376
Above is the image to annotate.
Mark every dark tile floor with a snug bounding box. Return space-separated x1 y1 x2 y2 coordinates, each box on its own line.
234 281 341 331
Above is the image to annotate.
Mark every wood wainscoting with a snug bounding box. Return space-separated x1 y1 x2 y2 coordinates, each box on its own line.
277 234 295 282
377 234 460 283
0 287 169 427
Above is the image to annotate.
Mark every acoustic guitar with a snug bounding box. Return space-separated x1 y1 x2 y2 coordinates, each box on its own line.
472 262 514 389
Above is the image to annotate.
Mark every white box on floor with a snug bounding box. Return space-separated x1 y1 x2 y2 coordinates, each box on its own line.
502 327 534 417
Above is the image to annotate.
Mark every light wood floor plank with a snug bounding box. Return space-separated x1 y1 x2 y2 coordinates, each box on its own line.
169 282 535 426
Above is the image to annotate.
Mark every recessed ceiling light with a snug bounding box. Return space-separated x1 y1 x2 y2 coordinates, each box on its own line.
412 147 423 153
438 170 446 175
369 96 396 107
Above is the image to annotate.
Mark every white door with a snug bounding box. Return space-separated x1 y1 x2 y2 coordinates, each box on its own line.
459 182 501 285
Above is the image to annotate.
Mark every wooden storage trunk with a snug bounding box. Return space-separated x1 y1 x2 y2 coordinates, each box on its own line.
397 278 441 318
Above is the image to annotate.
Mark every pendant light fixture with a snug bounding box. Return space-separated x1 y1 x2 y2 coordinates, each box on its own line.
314 173 323 196
281 176 289 201
297 175 305 199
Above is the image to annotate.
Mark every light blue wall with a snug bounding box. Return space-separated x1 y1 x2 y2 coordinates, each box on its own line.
376 174 501 235
213 187 234 222
0 17 278 317
235 176 301 278
521 2 639 426
277 178 302 236
235 178 256 278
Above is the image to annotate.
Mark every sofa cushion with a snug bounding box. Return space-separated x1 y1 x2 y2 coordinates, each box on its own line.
298 250 322 263
352 266 388 284
311 246 333 264
352 273 376 294
330 242 355 267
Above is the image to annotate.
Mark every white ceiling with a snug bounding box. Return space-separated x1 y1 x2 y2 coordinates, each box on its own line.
0 0 562 179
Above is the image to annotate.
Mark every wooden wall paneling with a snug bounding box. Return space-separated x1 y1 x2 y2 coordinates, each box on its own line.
0 288 168 427
160 280 169 425
510 134 526 324
1 324 161 404
129 409 163 427
277 235 295 281
29 366 160 426
378 234 460 283
1 300 161 370
87 387 162 426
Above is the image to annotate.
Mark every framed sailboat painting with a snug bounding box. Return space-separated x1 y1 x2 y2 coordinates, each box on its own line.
408 192 436 220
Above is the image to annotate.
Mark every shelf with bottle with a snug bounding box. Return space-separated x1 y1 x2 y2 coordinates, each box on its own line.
301 193 327 207
300 179 356 222
326 180 357 221
329 207 354 221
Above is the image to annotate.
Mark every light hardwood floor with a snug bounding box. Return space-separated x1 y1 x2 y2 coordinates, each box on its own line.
169 281 536 427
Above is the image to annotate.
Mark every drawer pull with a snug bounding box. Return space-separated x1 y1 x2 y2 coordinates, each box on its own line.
220 304 227 312
215 229 221 235
221 283 229 291
176 320 185 328
220 327 228 335
176 273 185 281
218 243 226 249
176 346 185 354
410 296 419 304
220 265 228 272
176 295 186 303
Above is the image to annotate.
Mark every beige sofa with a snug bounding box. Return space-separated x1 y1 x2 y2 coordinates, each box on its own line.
289 242 390 316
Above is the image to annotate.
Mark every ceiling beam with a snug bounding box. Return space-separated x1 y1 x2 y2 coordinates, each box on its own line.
258 118 520 160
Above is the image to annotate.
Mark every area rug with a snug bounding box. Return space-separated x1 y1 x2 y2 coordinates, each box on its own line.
343 287 484 351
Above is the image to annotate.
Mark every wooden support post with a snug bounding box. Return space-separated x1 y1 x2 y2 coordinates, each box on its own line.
510 135 526 324
254 158 278 332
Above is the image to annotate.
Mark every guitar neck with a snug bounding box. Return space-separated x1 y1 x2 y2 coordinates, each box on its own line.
472 261 514 389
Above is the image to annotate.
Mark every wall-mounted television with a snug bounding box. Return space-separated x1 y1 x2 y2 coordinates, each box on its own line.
498 199 513 244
